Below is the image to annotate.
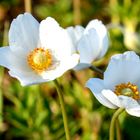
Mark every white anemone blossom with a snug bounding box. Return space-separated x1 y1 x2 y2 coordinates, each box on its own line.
0 13 79 86
86 51 140 117
67 19 109 70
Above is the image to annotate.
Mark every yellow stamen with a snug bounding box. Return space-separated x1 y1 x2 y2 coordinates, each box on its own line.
114 82 140 100
27 48 52 73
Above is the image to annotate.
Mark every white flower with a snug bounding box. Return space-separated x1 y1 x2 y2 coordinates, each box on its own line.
67 19 109 70
0 13 79 86
86 51 140 117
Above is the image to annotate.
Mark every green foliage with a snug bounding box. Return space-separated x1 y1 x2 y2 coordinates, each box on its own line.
34 0 73 26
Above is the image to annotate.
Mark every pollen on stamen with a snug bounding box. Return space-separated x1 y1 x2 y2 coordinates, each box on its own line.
114 82 140 100
27 48 52 74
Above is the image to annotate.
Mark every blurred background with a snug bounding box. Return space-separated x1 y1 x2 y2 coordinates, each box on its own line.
0 0 140 140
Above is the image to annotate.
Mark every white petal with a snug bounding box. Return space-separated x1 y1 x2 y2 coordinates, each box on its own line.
60 54 80 71
42 54 79 80
66 27 77 53
126 107 140 117
102 90 122 107
77 29 100 63
0 47 31 72
118 96 140 108
0 47 17 69
111 51 140 61
85 19 107 39
84 19 109 59
66 25 84 50
0 47 45 86
86 78 117 109
118 95 140 117
9 13 39 55
9 70 46 86
97 34 109 59
104 51 140 89
73 63 91 70
8 54 79 86
73 25 84 40
39 17 74 59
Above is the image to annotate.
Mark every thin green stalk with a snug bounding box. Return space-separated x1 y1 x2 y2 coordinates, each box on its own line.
124 0 131 7
0 21 9 130
3 21 9 46
109 0 120 23
109 108 124 140
54 79 70 140
0 68 4 129
89 65 104 75
73 0 81 25
24 0 32 13
116 119 122 140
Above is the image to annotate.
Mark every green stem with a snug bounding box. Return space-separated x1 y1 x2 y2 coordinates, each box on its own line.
109 108 124 140
0 68 4 128
24 0 32 13
0 21 9 130
54 79 70 140
116 119 122 140
73 0 81 25
89 65 104 75
3 21 9 46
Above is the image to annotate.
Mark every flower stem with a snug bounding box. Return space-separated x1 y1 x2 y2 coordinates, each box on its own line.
54 79 70 140
24 0 32 13
73 0 81 25
0 67 4 129
0 21 9 130
109 108 124 140
89 65 104 75
116 118 122 140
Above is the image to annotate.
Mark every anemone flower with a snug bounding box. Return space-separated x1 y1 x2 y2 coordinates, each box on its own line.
67 19 109 70
0 13 79 86
86 51 140 117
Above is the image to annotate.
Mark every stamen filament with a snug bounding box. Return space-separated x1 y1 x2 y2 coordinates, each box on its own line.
114 82 140 100
27 48 52 73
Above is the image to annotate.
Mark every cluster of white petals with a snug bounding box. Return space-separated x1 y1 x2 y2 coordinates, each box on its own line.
0 13 109 87
67 19 109 70
86 51 140 117
0 13 79 86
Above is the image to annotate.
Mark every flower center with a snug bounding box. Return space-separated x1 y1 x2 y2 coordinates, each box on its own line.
27 48 52 73
114 82 140 100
